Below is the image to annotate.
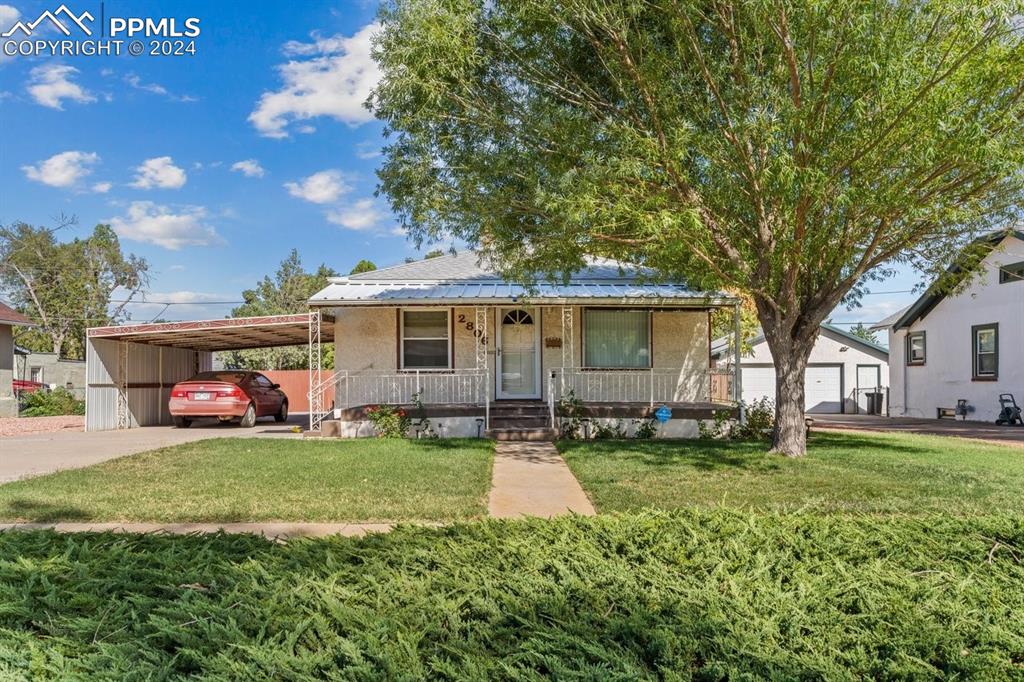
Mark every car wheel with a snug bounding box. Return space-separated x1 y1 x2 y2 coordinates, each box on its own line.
239 403 257 428
275 400 288 423
173 416 191 429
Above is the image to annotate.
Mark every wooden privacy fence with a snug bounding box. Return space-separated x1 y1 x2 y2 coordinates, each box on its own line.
261 370 333 414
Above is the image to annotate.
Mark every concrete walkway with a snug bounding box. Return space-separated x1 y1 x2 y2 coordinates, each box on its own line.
0 521 422 539
0 416 306 483
488 442 595 519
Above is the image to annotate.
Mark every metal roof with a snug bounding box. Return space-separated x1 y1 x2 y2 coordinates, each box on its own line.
710 323 889 359
313 252 731 306
86 313 333 352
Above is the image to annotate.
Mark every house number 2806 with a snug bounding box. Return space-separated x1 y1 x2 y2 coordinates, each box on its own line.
457 314 488 345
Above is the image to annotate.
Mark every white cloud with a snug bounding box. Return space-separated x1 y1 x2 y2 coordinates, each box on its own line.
22 151 99 188
249 22 380 138
284 169 350 204
130 156 187 189
124 72 196 102
126 291 236 321
356 140 382 160
27 63 95 109
92 181 112 193
231 159 265 178
167 264 185 271
0 5 20 65
109 201 224 250
327 198 383 231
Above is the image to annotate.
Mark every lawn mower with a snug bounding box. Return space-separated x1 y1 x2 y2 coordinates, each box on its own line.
995 394 1023 426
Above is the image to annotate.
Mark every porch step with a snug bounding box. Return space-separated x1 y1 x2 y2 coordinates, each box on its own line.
485 427 558 442
489 416 552 429
489 402 550 418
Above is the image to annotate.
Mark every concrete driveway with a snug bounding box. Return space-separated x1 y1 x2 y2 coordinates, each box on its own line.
1 414 307 483
811 414 1024 447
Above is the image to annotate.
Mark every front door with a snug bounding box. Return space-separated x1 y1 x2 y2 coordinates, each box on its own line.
497 308 540 399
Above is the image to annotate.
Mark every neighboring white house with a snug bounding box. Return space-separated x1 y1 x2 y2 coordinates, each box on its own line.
884 229 1024 422
712 323 890 415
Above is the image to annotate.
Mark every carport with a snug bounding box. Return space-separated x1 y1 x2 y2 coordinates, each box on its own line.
85 312 333 432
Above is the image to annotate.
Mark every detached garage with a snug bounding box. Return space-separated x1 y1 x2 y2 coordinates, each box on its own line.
713 324 890 415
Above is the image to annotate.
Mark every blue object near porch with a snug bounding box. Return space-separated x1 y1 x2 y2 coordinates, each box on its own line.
654 405 672 423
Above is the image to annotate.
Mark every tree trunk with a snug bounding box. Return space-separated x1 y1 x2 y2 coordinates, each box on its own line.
759 320 817 457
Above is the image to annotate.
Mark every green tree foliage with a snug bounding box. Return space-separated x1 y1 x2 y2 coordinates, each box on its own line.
349 259 378 275
20 387 85 417
374 0 1024 455
847 323 880 345
423 249 445 259
220 250 338 370
710 294 761 358
0 221 148 359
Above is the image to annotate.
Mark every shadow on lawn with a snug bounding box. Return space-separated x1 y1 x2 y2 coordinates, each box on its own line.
2 498 93 522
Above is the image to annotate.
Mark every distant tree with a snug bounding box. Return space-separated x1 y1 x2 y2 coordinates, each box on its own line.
423 249 445 259
220 250 338 370
404 257 416 263
710 294 761 358
375 0 1024 455
349 259 377 274
0 221 148 359
847 323 880 345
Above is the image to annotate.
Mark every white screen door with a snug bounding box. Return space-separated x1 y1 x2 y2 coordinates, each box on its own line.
497 308 540 398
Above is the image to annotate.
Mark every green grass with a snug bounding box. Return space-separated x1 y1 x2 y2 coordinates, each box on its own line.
559 431 1024 515
0 438 493 523
2 513 1023 679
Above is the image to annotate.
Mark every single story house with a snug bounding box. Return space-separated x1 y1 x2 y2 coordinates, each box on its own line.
883 228 1023 422
308 252 741 438
711 323 890 414
0 302 35 417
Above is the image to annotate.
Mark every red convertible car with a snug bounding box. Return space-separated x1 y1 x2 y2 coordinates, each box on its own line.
168 371 288 428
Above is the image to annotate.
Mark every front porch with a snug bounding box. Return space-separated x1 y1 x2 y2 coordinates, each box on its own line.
307 302 741 439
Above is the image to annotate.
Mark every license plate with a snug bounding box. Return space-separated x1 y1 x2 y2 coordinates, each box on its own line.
192 392 212 400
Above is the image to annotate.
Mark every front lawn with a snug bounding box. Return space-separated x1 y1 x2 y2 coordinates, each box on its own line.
560 431 1024 515
2 513 1023 678
0 438 493 523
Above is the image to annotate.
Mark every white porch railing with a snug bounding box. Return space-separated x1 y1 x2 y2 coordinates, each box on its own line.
309 368 487 432
338 369 487 409
547 367 736 408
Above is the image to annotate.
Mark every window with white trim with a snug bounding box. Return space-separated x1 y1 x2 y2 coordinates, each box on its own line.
401 309 450 369
972 323 998 380
583 309 651 368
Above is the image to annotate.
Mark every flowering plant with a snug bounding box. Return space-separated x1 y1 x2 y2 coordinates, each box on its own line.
366 405 411 438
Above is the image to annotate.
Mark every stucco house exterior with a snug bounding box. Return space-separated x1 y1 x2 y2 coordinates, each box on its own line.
14 346 87 399
712 323 890 415
308 252 740 438
884 229 1024 422
0 302 35 417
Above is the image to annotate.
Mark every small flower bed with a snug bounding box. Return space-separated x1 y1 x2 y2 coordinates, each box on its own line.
365 405 411 438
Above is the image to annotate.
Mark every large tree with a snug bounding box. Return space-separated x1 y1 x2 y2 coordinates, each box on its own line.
373 0 1024 455
221 250 338 370
0 221 148 359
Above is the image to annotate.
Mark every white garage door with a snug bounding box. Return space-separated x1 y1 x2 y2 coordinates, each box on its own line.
741 365 843 414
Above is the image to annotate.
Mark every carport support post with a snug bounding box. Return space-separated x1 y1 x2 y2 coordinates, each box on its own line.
116 339 128 430
308 308 322 432
733 301 745 424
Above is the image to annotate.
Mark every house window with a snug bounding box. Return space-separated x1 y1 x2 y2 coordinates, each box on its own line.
583 309 651 368
972 323 998 380
905 332 926 366
998 261 1024 284
401 309 450 369
29 366 43 383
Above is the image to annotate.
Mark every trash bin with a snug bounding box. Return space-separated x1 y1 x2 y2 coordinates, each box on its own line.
865 392 883 415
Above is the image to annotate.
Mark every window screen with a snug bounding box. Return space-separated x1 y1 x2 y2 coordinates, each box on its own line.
402 310 450 369
583 309 650 368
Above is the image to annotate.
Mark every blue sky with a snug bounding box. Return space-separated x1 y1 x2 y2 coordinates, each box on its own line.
0 0 919 330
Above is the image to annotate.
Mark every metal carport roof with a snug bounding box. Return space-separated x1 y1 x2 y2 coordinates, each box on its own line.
86 313 333 352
